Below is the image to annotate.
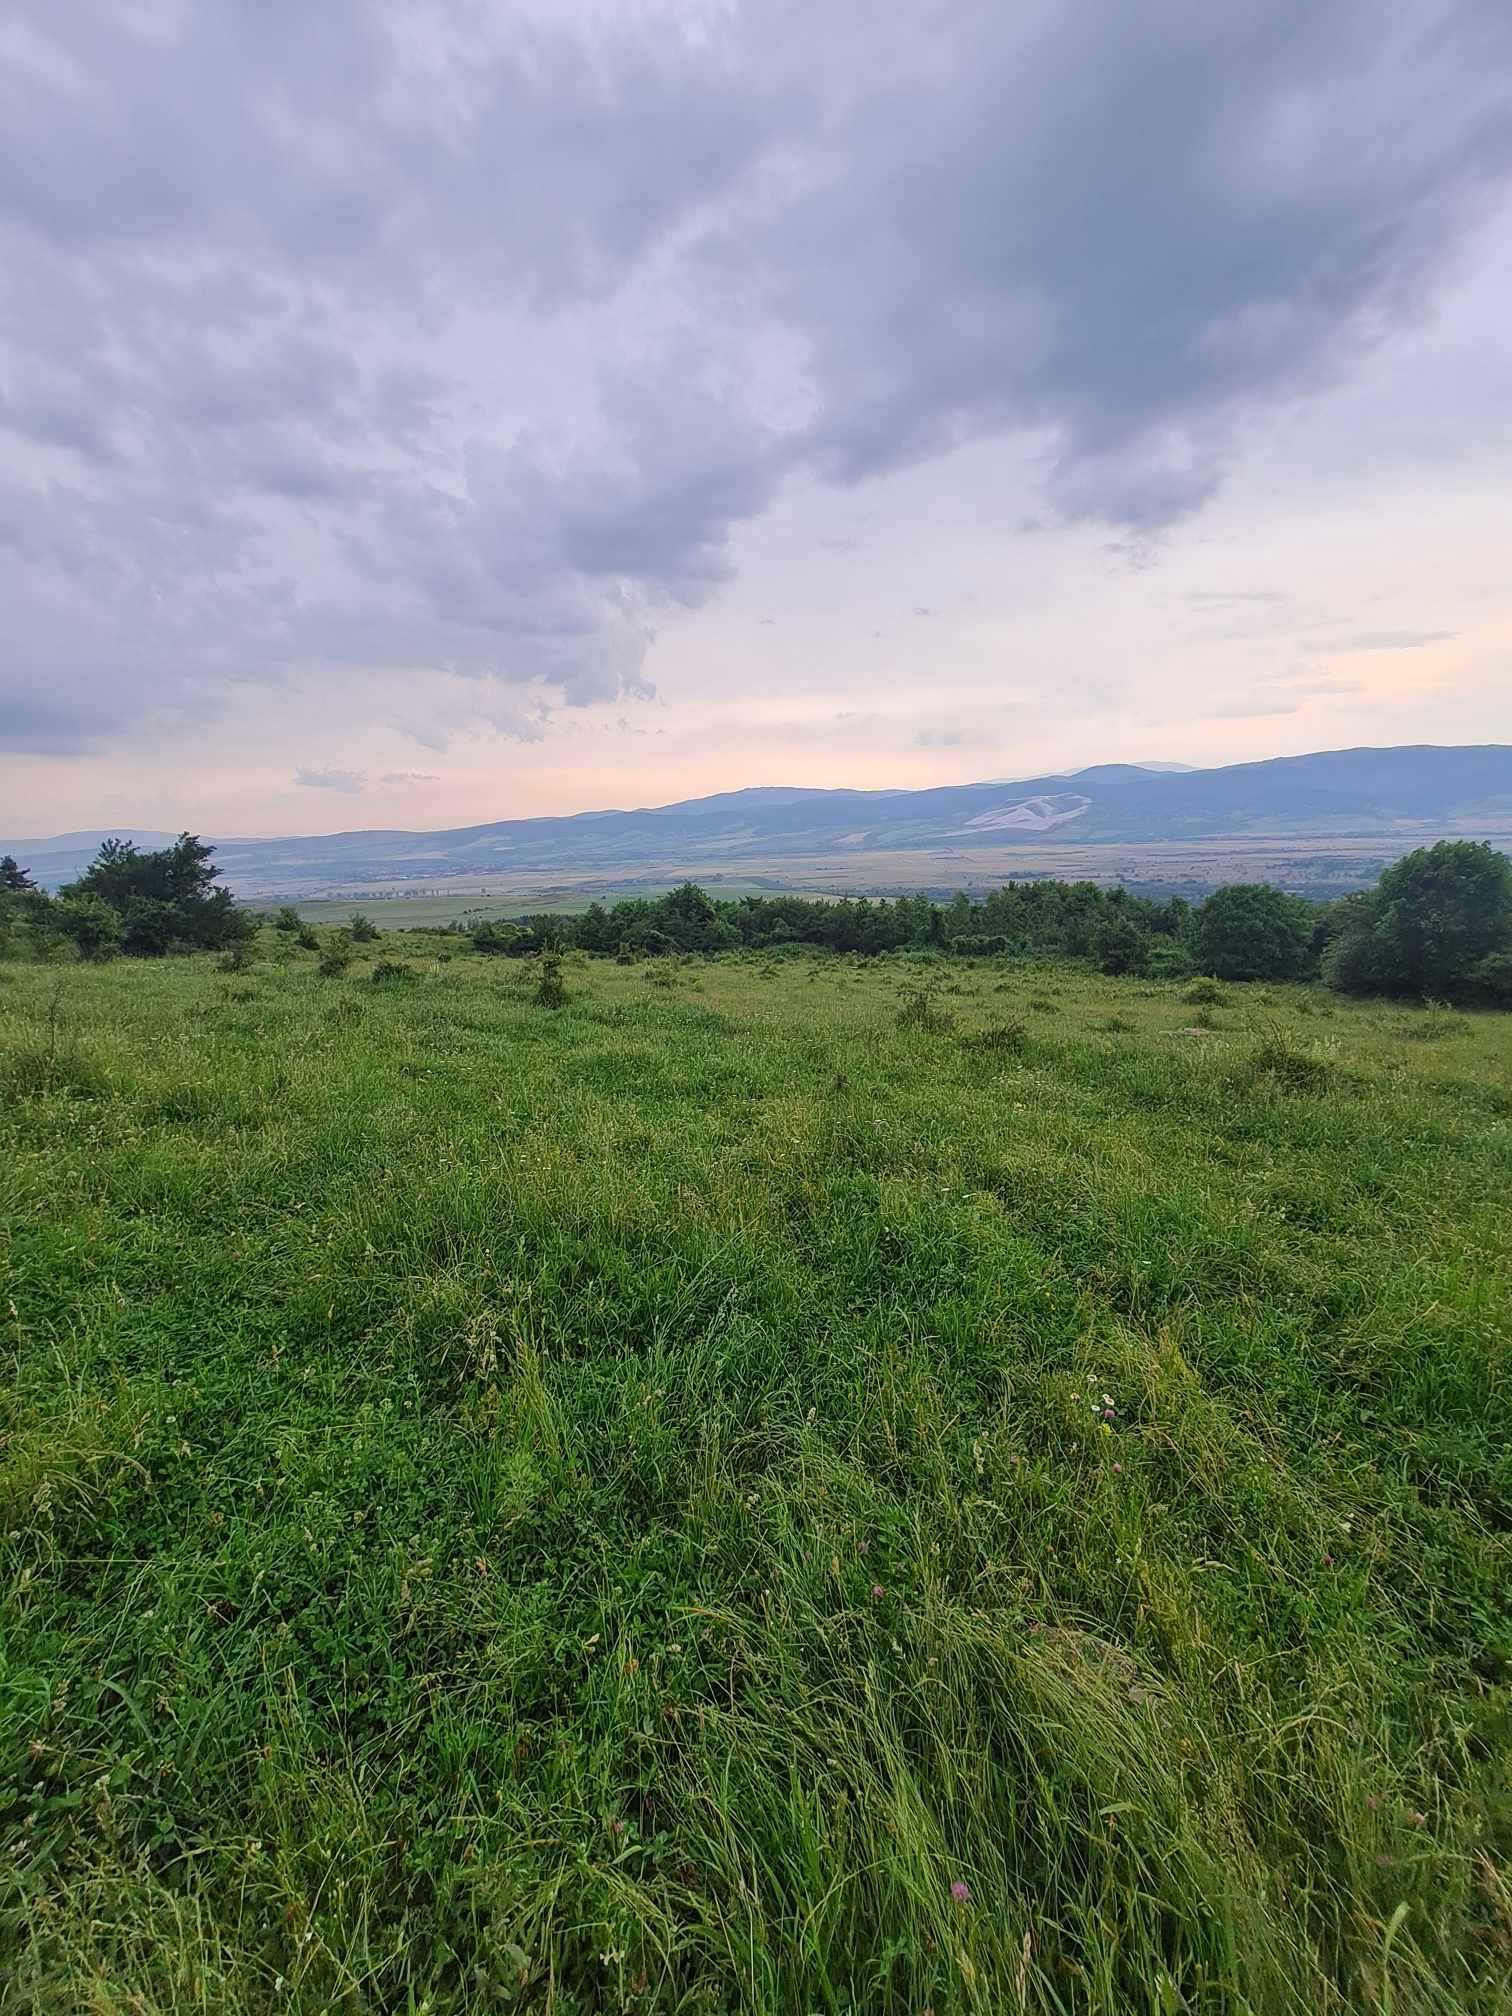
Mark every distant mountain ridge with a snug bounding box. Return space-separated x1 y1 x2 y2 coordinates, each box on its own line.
8 744 1510 894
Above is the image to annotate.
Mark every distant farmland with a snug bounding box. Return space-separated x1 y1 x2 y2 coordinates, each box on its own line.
253 832 1510 918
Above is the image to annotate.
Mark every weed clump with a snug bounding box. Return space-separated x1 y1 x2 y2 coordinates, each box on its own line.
371 960 418 986
2 1037 108 1101
961 1018 1028 1057
295 925 320 951
217 941 254 974
1400 1002 1470 1041
317 947 351 979
348 912 380 943
1248 1027 1330 1093
1099 1013 1135 1033
896 987 954 1033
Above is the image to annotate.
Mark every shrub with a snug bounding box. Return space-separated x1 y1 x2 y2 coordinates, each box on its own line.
274 906 301 933
1098 1013 1135 1033
371 960 418 985
295 925 320 951
63 833 253 953
1183 978 1226 1006
1468 948 1512 1006
1193 884 1314 982
317 948 351 979
1094 917 1150 976
349 912 380 943
533 953 568 1009
1141 940 1194 980
119 896 179 957
1325 841 1512 1000
217 941 255 974
471 920 520 957
55 893 122 963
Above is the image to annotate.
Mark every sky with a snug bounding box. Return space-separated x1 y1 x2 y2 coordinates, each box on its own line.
3 0 1512 840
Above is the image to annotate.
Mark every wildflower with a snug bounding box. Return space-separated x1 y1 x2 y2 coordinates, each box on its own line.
871 1583 885 1600
1112 1463 1123 1473
950 1880 972 1903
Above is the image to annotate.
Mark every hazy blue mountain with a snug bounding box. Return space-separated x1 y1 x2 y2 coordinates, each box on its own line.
9 746 1510 894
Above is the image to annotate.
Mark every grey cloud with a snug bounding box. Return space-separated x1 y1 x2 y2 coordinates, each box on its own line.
2 0 1510 760
294 767 366 793
757 1 1512 525
381 771 439 786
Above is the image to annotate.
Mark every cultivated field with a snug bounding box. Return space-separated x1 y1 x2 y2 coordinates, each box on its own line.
234 829 1512 915
2 940 1510 2013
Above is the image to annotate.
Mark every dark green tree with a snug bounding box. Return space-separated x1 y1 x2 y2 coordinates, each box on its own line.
1324 841 1512 999
63 833 253 953
1193 883 1313 982
1 855 34 891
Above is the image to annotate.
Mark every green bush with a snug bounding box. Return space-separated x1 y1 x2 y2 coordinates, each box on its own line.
1193 884 1313 982
1325 841 1512 999
274 906 302 933
349 912 380 943
62 833 253 954
317 948 351 979
1470 948 1512 1005
1182 978 1226 1006
371 960 418 986
55 893 122 963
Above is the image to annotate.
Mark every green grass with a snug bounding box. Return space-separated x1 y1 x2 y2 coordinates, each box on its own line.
2 939 1510 2014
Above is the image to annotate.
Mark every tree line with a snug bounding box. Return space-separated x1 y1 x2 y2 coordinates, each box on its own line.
3 836 1510 1002
460 841 1512 1001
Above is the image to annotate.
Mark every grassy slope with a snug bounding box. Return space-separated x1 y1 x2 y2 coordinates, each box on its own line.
2 941 1510 2014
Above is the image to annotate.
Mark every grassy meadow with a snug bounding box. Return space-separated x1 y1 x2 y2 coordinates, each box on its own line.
2 935 1510 2013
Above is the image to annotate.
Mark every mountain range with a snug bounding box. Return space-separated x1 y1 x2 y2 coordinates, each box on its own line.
7 745 1511 897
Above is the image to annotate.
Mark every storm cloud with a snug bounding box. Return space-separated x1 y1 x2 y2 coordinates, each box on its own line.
3 0 1510 763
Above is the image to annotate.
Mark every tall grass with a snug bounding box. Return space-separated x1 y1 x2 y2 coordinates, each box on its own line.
1 940 1509 2012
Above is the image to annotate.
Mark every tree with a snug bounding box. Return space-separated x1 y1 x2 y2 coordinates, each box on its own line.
1094 915 1149 977
1324 841 1512 999
1192 883 1313 982
63 833 253 954
1 855 34 891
